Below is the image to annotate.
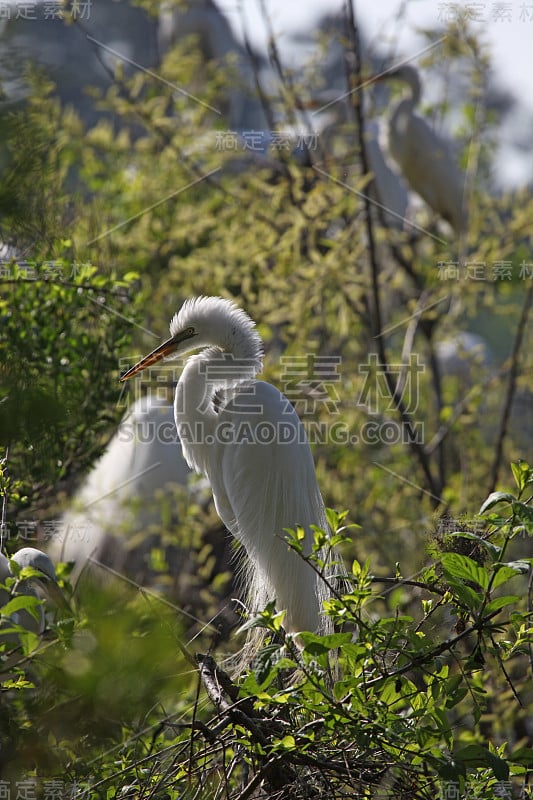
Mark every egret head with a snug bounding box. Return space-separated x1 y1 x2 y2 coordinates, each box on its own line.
120 296 263 382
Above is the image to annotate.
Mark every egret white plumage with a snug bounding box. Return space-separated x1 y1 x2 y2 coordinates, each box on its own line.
120 297 334 637
365 120 410 228
375 64 467 235
52 394 192 584
0 547 62 635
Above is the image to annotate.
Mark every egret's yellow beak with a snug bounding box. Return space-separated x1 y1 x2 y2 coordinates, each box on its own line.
119 330 196 382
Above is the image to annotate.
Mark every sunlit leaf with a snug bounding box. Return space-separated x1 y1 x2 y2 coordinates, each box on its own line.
442 553 490 590
484 595 520 615
479 492 514 515
453 744 509 781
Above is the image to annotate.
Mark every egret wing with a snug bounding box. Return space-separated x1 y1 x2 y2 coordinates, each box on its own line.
210 381 327 632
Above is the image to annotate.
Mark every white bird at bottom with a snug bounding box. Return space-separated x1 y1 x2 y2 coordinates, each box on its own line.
0 547 63 636
120 296 334 637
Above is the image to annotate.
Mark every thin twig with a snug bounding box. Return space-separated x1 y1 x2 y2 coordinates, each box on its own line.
188 656 205 782
0 447 8 553
364 607 503 689
258 0 327 167
528 568 533 678
488 282 533 493
253 0 326 234
489 631 523 707
197 653 300 792
427 340 447 490
397 290 431 397
370 575 447 597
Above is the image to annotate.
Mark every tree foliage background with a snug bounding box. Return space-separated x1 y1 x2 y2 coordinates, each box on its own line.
0 2 532 797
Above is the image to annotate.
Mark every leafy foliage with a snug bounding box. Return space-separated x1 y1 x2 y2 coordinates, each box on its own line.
0 264 139 516
2 473 531 797
0 4 532 796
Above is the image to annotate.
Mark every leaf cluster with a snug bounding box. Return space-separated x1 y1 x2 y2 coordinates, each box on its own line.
0 264 140 516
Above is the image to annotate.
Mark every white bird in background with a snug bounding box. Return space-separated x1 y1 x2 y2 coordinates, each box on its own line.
375 64 467 235
52 394 192 584
0 547 63 636
364 120 410 228
120 296 334 638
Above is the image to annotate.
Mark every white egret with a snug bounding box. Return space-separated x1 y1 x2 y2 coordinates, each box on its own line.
120 297 334 637
0 548 62 635
375 64 467 235
365 120 410 228
52 394 192 585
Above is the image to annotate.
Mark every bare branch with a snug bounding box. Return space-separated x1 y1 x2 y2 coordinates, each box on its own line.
343 1 441 503
489 282 533 493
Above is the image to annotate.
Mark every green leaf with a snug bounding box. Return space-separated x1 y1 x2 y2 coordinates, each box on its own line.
453 744 509 781
446 579 483 609
279 735 296 750
237 602 285 634
1 676 36 690
499 559 533 573
0 595 42 619
253 644 293 687
479 492 514 514
326 507 347 531
510 746 533 766
484 595 520 615
492 562 529 589
437 757 466 782
444 686 468 709
511 460 531 494
299 632 353 656
511 501 533 530
442 553 489 590
18 630 40 655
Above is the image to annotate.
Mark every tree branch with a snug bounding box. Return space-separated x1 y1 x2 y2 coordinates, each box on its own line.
488 282 533 493
343 1 441 503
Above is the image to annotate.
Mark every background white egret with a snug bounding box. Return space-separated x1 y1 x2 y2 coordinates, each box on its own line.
364 119 410 228
52 395 192 585
375 64 467 235
120 296 334 639
0 548 62 636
